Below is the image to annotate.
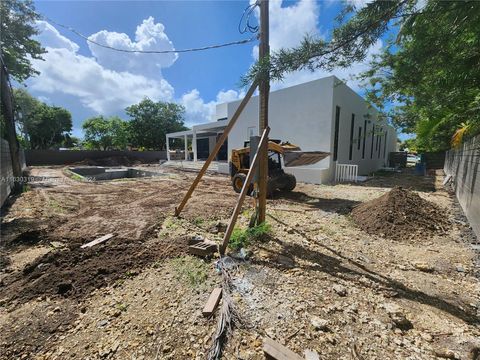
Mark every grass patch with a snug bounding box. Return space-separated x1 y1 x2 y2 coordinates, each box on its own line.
171 256 209 287
48 199 66 213
229 222 271 250
193 217 204 226
163 216 179 229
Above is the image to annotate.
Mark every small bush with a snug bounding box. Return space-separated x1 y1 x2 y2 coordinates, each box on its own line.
229 222 271 250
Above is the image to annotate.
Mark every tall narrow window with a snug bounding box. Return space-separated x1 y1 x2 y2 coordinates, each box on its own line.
383 131 388 158
357 127 362 150
370 124 375 159
333 106 340 161
378 129 382 159
349 114 355 160
362 120 367 159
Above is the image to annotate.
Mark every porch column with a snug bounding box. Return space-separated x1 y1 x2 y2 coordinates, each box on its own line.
192 129 197 162
166 135 170 161
184 134 188 160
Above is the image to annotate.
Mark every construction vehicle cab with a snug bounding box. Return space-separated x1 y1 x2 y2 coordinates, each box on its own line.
230 140 300 197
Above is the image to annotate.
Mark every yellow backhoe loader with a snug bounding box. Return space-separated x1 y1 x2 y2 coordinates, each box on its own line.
230 140 330 197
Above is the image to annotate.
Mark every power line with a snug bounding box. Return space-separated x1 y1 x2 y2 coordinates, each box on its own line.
43 16 258 54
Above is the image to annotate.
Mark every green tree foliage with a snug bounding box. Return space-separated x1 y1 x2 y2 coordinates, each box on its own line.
13 88 72 149
399 138 417 152
125 98 187 150
28 105 72 149
360 1 480 151
243 0 479 151
0 0 45 82
82 116 130 150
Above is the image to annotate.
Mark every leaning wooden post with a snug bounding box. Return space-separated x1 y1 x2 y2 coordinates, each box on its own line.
174 79 259 217
219 127 270 255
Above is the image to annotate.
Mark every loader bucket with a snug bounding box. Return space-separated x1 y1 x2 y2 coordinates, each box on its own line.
283 151 330 167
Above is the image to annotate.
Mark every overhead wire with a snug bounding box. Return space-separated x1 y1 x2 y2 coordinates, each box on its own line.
238 1 260 34
42 16 258 54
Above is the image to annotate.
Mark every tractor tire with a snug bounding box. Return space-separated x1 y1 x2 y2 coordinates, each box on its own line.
283 173 297 191
232 173 246 193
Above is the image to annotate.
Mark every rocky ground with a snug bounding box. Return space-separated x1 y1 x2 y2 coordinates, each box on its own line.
0 166 479 359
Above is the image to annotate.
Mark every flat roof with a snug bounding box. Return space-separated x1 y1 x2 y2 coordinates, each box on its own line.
166 119 228 138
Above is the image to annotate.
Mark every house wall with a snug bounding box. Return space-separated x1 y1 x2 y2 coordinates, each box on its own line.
216 76 397 184
225 77 336 183
331 81 396 176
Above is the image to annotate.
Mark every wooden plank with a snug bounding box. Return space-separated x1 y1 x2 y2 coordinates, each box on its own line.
174 79 258 217
263 337 303 360
202 287 222 316
81 234 114 248
219 127 270 255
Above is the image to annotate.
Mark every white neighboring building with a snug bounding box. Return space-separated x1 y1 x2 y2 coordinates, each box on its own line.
166 76 397 184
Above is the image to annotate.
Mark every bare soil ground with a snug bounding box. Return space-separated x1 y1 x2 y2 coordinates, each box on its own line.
0 166 479 360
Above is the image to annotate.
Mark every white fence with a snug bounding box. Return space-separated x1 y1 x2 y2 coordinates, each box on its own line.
335 163 358 183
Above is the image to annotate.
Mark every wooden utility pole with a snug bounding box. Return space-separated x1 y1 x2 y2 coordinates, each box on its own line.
0 54 23 192
257 0 270 225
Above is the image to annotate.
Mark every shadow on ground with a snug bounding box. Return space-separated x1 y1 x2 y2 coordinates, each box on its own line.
253 214 479 326
275 191 361 214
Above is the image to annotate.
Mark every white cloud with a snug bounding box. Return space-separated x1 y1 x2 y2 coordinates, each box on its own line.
88 17 177 75
29 18 245 130
29 18 176 115
35 21 79 52
251 0 383 92
180 88 245 127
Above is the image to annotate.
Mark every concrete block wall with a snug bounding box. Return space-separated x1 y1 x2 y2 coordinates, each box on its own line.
1 139 14 206
444 134 480 240
0 139 25 206
25 150 167 166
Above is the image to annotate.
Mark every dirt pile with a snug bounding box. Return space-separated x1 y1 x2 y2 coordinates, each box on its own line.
72 155 141 166
351 187 450 240
0 236 187 305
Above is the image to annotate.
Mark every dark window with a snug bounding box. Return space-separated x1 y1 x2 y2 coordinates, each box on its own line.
378 129 382 158
370 125 375 159
357 127 362 150
333 106 340 161
383 131 388 158
362 120 367 159
349 114 355 160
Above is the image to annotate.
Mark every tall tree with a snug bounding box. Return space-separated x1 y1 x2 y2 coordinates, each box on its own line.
359 1 480 151
13 88 73 149
82 116 130 150
28 104 72 149
13 87 41 144
242 0 480 151
126 98 186 150
0 0 45 82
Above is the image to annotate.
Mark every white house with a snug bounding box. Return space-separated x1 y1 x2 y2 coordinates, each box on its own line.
166 76 397 184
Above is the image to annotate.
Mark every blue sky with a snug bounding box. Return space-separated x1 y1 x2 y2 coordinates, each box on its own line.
26 0 409 140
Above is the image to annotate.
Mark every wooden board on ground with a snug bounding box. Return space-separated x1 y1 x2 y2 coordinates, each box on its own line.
263 337 303 360
202 287 222 316
188 241 217 256
81 234 114 248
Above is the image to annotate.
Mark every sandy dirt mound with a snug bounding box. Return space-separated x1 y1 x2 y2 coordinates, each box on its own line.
0 236 187 306
351 187 450 240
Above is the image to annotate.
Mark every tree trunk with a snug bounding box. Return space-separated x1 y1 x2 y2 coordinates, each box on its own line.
1 56 23 193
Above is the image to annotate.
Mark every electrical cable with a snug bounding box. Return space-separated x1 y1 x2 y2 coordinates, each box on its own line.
238 1 259 34
42 16 258 54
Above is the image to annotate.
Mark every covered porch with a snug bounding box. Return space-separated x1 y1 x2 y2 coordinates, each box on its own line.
165 120 228 162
